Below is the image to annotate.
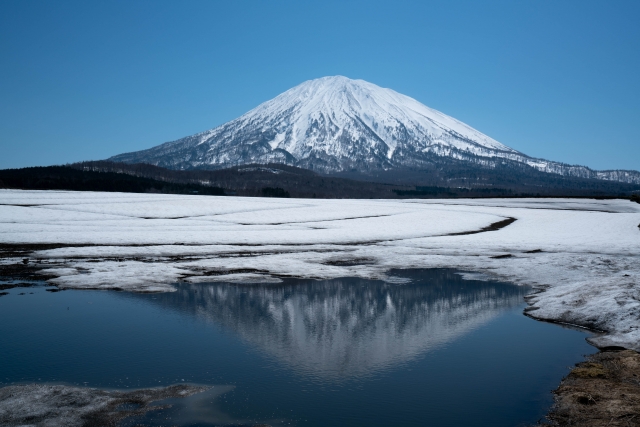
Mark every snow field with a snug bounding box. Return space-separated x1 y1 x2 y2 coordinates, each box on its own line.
1 189 639 350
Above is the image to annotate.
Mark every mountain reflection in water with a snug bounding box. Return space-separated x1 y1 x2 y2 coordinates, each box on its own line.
142 269 529 381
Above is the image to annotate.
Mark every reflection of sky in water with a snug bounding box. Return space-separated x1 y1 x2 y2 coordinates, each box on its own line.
146 269 529 381
0 269 595 427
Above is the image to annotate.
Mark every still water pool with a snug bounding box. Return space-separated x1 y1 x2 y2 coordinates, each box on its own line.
0 269 595 426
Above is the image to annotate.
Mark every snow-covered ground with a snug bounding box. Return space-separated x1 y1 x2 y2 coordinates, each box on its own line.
1 190 639 351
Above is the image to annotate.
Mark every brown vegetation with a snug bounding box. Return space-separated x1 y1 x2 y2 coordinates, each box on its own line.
547 350 640 426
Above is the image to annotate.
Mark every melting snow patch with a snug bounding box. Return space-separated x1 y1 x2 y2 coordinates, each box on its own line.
456 271 494 282
383 275 413 285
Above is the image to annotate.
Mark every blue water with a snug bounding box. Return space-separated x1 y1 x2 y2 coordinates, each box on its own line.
0 269 595 426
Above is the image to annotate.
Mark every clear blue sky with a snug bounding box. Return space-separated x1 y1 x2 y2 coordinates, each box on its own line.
1 0 639 171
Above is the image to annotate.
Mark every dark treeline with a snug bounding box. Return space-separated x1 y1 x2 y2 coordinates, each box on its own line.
72 161 640 198
1 161 639 200
69 161 407 198
394 186 513 197
261 187 290 198
0 166 225 196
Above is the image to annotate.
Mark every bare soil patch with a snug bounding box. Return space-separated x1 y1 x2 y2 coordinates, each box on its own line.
547 349 640 426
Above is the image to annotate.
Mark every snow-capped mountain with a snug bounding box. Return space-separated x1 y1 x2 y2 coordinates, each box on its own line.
110 76 640 184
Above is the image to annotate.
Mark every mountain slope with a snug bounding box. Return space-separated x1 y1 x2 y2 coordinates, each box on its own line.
110 76 640 184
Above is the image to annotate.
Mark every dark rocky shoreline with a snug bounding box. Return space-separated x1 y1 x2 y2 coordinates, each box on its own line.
0 383 209 427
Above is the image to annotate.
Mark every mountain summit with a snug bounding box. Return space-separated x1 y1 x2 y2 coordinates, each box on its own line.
110 76 640 184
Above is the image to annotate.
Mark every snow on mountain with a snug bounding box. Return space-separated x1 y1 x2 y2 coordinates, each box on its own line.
110 76 640 184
